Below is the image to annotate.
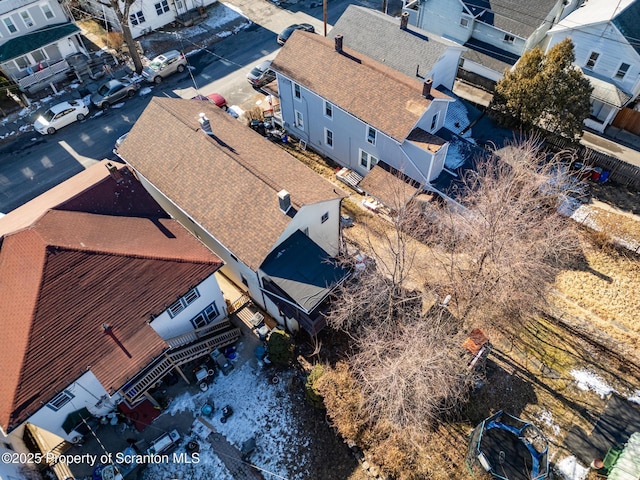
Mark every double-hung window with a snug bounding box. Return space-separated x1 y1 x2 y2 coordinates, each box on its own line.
47 390 74 411
359 149 378 171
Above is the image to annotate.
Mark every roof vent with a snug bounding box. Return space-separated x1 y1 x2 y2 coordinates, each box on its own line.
422 78 433 98
278 189 291 214
400 12 409 30
199 112 213 135
335 35 343 53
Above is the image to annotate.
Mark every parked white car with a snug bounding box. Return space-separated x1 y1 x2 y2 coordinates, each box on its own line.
34 100 89 135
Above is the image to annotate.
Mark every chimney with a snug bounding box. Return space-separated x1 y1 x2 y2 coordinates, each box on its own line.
199 112 212 135
400 12 409 30
422 78 433 98
335 35 343 53
105 162 123 184
278 189 291 213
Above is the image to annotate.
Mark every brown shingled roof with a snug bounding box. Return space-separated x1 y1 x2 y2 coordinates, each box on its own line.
0 209 223 432
270 31 451 142
116 97 343 270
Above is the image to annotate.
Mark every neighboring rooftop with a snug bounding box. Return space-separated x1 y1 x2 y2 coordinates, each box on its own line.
583 70 633 107
0 23 79 62
461 37 520 73
464 0 559 38
328 6 462 83
0 205 223 432
117 97 343 270
270 31 451 142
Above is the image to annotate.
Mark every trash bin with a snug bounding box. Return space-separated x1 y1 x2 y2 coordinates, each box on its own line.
254 345 266 360
599 170 610 183
591 167 602 181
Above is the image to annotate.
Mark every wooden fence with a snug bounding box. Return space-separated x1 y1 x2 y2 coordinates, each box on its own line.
612 107 640 136
544 135 640 189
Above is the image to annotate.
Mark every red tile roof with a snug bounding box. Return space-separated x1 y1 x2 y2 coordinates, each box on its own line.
0 208 223 432
270 31 451 142
117 97 344 270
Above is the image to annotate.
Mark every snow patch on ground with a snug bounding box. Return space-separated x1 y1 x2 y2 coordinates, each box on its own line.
145 360 310 480
139 86 153 96
556 456 589 480
178 2 247 40
570 369 616 398
536 409 561 437
628 390 640 405
444 99 475 143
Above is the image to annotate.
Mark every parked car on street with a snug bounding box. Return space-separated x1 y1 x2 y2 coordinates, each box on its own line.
246 60 276 88
33 100 89 135
91 79 139 109
142 50 187 84
191 92 228 109
113 132 129 157
277 23 315 45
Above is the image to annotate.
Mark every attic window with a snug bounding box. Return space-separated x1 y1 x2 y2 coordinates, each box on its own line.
367 126 376 145
47 390 74 411
460 17 469 28
167 288 200 318
586 52 599 69
294 83 301 99
503 34 515 44
616 63 630 79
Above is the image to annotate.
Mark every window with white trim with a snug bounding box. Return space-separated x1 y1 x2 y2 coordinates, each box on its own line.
167 288 200 318
321 212 329 223
294 83 301 99
295 110 304 129
615 62 630 79
430 112 438 131
14 56 29 70
325 128 333 147
129 11 146 25
47 390 74 411
367 126 376 145
155 0 170 15
359 149 378 171
324 101 333 118
3 17 17 34
41 3 55 20
503 34 515 44
20 11 34 28
585 52 599 69
175 0 184 9
190 302 219 329
460 17 469 28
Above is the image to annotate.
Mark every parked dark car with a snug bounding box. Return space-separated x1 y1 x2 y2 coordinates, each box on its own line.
91 79 139 109
246 60 276 88
277 23 315 45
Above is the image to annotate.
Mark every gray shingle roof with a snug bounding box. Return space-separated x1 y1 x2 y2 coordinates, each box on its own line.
117 97 342 270
328 6 460 82
613 0 640 56
464 0 560 38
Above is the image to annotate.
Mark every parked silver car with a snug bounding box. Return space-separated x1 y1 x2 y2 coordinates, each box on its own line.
246 60 276 88
91 79 139 109
142 50 187 84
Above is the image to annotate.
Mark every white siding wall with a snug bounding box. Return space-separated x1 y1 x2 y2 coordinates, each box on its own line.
0 0 69 41
547 24 640 99
459 57 505 81
272 200 342 258
471 21 526 56
276 73 441 185
149 273 226 340
405 0 472 43
429 48 465 90
9 371 118 447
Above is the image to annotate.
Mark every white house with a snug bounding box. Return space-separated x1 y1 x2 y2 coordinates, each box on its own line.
80 0 217 39
0 161 237 478
270 31 454 187
117 97 350 335
402 0 574 88
328 6 465 91
543 0 640 132
0 0 86 93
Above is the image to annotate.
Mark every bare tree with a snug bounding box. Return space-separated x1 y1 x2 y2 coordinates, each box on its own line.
108 0 144 73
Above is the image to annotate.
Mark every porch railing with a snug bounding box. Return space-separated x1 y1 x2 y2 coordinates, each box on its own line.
120 320 240 404
18 59 70 89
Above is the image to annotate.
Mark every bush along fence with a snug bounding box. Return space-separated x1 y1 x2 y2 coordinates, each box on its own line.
544 134 640 190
